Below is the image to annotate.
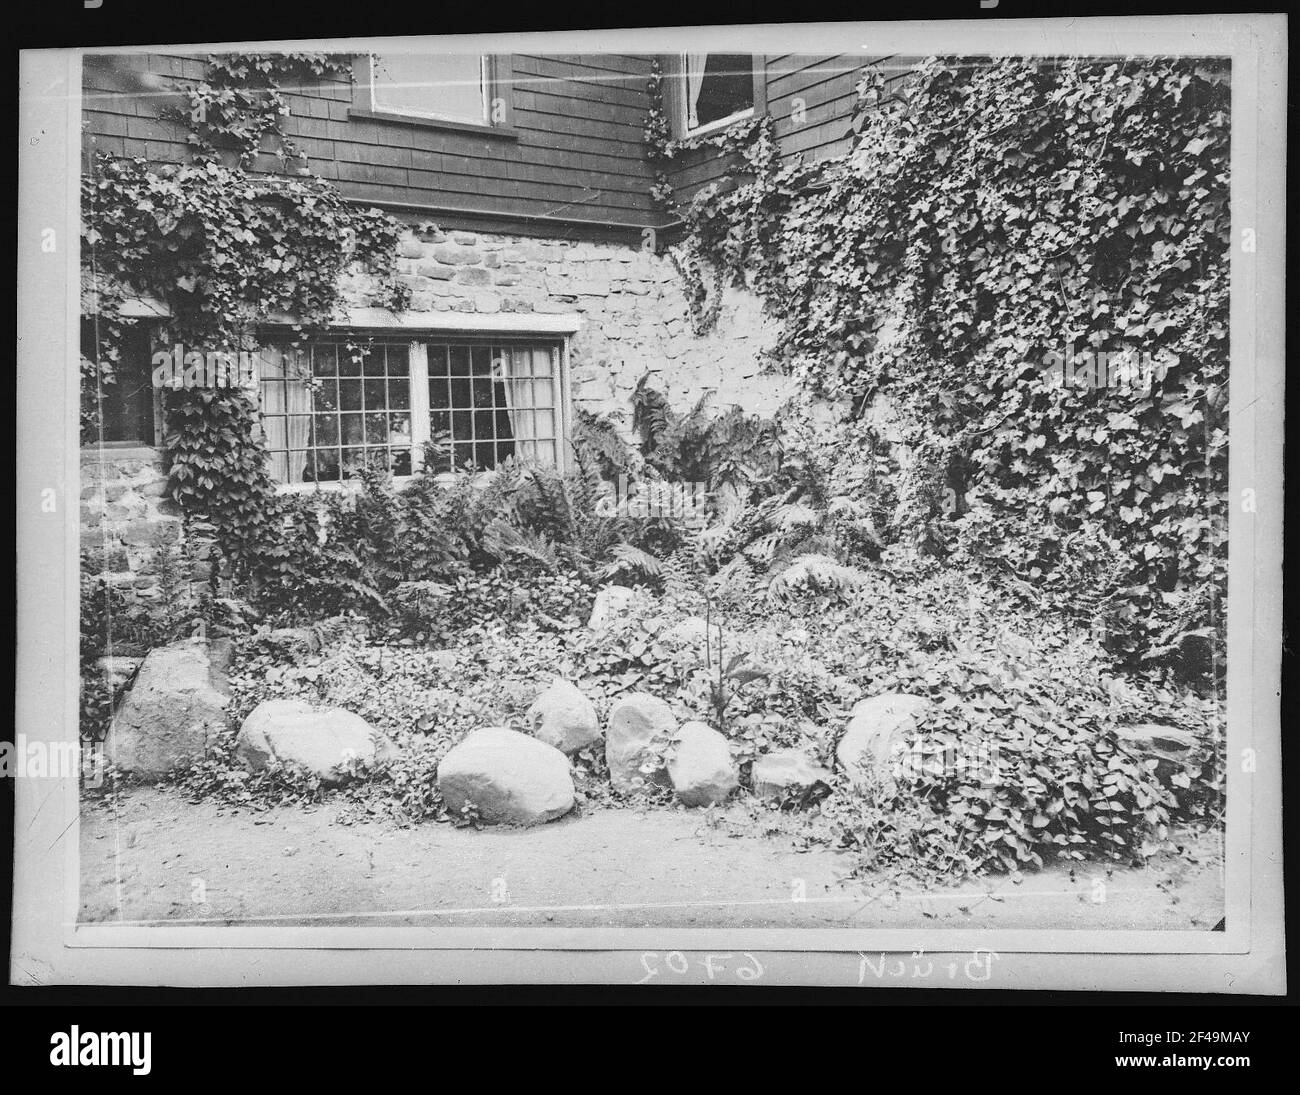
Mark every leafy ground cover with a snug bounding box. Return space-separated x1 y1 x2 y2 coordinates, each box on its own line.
113 538 1222 888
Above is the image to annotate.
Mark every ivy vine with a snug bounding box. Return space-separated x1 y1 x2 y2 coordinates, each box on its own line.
643 59 798 333
82 52 410 571
658 55 1230 669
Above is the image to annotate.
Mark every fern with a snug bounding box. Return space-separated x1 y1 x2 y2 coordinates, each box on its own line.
767 553 869 603
481 518 561 572
571 406 633 480
771 502 820 531
601 542 663 585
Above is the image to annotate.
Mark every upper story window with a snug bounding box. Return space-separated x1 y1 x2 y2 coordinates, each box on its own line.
682 53 756 135
255 336 566 487
369 53 490 125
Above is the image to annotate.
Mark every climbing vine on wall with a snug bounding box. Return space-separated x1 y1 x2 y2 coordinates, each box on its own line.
642 59 805 334
168 52 354 170
82 53 410 568
662 55 1231 671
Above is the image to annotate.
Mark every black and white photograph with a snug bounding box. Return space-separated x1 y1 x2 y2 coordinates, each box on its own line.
10 8 1287 1008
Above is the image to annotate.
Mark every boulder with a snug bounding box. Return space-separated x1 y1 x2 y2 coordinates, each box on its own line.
668 722 739 807
96 655 143 695
606 692 677 792
587 585 636 630
1116 723 1201 782
660 616 711 647
752 748 834 802
837 693 931 787
525 678 601 753
235 699 395 785
105 640 231 778
437 727 575 825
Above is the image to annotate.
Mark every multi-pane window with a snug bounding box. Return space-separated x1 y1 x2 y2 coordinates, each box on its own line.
370 53 489 125
256 337 564 486
682 54 755 133
425 343 560 473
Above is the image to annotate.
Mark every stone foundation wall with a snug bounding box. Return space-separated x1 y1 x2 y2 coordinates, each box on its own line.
340 225 797 422
79 447 224 607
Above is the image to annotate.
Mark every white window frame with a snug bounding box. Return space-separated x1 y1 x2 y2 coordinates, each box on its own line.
368 53 490 127
679 52 756 138
262 328 576 496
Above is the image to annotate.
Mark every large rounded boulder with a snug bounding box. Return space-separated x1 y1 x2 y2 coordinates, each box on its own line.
836 693 932 788
437 727 575 826
235 699 394 785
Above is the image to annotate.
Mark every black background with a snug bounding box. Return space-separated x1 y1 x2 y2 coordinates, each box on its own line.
4 0 1294 1059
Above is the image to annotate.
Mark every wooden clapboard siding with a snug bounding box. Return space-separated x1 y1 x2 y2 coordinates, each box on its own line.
666 54 920 210
81 51 925 235
82 51 663 234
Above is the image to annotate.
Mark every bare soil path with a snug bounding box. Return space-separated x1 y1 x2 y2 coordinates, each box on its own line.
80 786 1224 931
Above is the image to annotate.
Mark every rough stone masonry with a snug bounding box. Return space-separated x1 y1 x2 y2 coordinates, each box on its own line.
81 224 799 601
338 224 797 422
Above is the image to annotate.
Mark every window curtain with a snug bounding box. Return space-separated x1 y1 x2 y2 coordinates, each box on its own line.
686 53 709 129
262 346 314 484
499 348 540 462
284 379 313 482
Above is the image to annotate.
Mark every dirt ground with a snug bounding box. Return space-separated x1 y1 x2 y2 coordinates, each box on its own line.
79 786 1224 931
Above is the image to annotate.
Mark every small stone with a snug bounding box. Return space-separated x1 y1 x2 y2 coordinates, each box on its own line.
587 585 636 630
432 244 480 265
660 616 711 646
1116 723 1201 785
416 261 455 280
667 722 738 807
95 655 143 694
752 748 834 802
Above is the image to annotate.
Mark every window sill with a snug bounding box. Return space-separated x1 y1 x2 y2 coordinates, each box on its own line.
347 108 520 141
273 472 478 496
275 476 415 496
681 107 755 141
80 444 161 460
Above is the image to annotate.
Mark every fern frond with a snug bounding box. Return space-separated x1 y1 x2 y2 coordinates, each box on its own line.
481 518 560 571
601 541 663 583
771 502 820 531
767 553 869 602
827 495 866 518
